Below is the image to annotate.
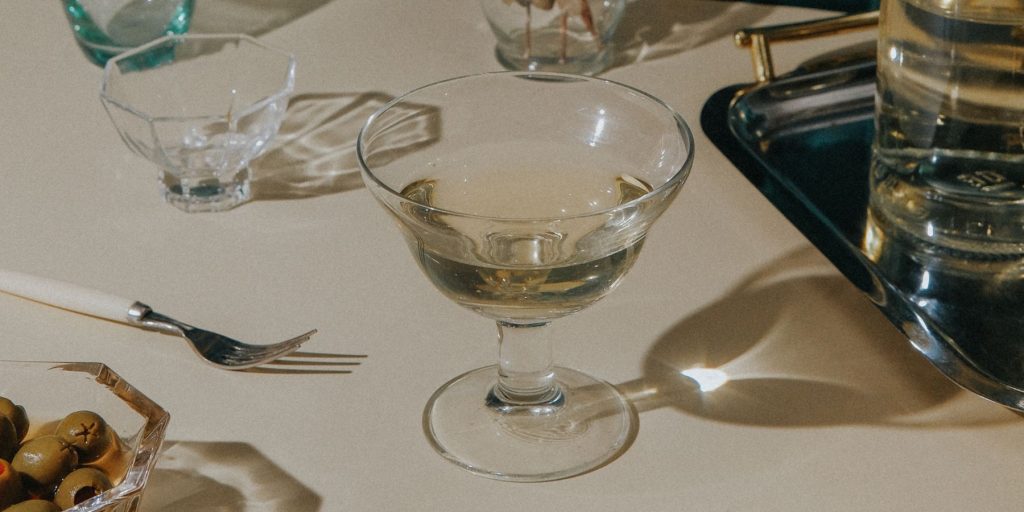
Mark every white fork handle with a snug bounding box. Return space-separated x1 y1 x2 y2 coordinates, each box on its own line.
0 270 138 323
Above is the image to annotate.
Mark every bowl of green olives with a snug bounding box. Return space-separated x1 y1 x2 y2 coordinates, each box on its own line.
0 361 169 511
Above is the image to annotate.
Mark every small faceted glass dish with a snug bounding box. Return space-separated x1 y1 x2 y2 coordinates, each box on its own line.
101 34 296 213
0 361 169 511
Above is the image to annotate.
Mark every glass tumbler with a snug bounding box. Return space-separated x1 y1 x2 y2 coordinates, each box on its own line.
62 0 195 66
480 0 626 75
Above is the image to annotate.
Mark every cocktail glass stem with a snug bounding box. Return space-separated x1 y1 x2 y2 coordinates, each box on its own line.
488 321 563 409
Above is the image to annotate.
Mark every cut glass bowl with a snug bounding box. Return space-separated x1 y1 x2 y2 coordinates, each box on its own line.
0 361 169 511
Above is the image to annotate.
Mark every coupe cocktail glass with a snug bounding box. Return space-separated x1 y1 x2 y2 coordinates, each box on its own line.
358 72 693 481
101 34 295 212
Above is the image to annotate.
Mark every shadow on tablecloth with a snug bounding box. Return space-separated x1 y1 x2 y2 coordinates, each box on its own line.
250 91 439 201
610 0 775 69
143 441 321 512
190 0 333 37
619 247 1019 428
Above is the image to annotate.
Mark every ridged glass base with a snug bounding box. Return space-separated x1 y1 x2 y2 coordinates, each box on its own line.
159 168 251 213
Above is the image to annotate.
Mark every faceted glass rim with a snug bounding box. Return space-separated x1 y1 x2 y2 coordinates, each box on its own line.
99 33 297 124
0 360 170 511
357 71 696 223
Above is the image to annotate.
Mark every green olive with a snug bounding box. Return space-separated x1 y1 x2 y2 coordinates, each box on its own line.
53 467 112 509
0 459 25 510
0 400 27 443
55 411 113 463
0 417 17 462
0 499 60 512
11 436 78 492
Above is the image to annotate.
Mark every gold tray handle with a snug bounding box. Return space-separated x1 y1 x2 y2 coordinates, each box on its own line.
735 11 879 84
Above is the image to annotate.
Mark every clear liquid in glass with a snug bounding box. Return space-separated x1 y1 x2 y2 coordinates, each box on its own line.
398 170 652 322
870 0 1024 258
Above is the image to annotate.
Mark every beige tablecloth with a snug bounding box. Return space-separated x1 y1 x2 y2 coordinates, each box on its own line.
0 1 1020 510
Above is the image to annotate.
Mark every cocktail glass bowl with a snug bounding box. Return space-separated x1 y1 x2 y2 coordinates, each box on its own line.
101 34 296 213
359 72 694 481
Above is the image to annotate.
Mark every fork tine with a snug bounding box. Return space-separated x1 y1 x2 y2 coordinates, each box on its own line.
202 329 317 370
230 337 309 365
234 329 315 353
252 337 308 360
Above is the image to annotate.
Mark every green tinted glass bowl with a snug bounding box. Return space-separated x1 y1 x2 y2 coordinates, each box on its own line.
0 361 169 512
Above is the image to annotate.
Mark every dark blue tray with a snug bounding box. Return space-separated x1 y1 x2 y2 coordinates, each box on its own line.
701 57 1024 411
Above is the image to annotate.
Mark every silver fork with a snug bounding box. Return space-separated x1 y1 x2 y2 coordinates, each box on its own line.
0 269 318 370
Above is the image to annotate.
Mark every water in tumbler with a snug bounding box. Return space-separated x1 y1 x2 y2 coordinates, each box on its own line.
870 0 1024 258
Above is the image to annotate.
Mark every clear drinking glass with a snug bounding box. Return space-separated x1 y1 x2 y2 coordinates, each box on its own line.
870 0 1024 258
101 34 296 213
62 0 195 66
358 72 694 481
479 0 626 75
